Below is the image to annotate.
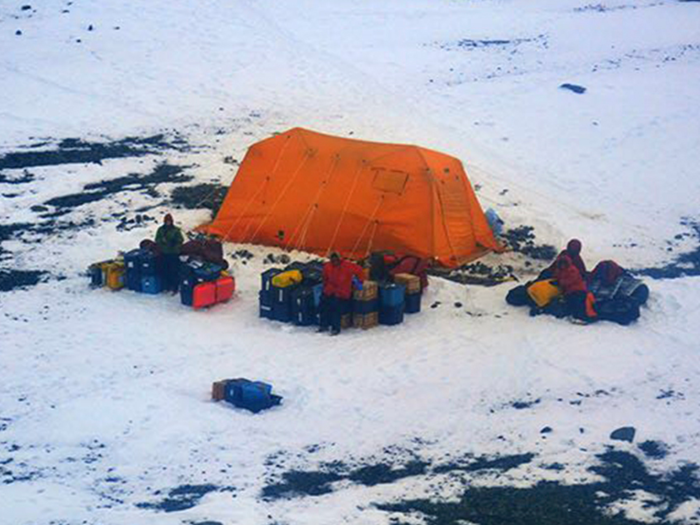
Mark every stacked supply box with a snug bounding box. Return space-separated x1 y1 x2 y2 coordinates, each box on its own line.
124 249 144 292
379 282 405 325
291 284 321 326
259 262 325 326
103 261 125 290
394 273 422 314
259 268 282 319
124 249 162 294
353 280 379 329
180 259 223 307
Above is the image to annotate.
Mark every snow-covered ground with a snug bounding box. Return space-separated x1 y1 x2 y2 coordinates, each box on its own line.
2 1 700 524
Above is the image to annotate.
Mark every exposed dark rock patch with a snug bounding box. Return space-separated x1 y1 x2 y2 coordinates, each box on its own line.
0 270 47 292
379 450 700 525
610 426 636 443
0 170 34 184
637 219 700 279
501 226 558 261
43 163 190 214
560 83 587 94
639 440 669 460
136 484 233 513
170 183 228 218
0 134 186 171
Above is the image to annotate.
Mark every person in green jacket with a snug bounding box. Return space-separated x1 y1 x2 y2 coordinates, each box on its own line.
155 214 184 292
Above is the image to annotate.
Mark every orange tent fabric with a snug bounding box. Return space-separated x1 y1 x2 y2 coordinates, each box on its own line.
200 128 499 267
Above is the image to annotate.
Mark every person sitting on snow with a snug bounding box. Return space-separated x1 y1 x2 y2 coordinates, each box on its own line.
554 254 597 322
319 252 364 336
540 238 588 280
155 213 184 293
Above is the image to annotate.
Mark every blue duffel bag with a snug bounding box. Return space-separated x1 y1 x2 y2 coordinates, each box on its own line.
223 379 282 413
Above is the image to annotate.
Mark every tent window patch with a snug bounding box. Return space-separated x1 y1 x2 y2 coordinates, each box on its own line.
372 169 408 194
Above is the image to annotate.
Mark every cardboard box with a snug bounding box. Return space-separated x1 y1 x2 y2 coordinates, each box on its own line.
353 311 379 330
354 280 378 301
212 380 228 401
394 273 421 294
341 313 352 329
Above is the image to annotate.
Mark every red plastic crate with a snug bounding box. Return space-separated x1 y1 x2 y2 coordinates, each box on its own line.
193 282 217 309
215 276 235 303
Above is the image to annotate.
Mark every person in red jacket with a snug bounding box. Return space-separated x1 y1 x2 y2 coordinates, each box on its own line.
554 255 597 322
319 252 364 335
540 239 588 281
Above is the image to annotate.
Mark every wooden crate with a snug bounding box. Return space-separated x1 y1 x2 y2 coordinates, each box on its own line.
212 380 227 401
353 312 379 330
353 280 378 301
393 273 421 294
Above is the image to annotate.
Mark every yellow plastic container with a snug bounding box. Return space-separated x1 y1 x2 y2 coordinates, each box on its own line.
104 262 125 291
271 269 303 288
527 279 561 308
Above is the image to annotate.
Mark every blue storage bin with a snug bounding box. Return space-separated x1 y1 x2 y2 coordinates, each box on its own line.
126 268 142 292
312 283 323 307
138 251 160 276
405 292 422 314
124 249 145 271
89 265 103 287
223 378 281 413
261 268 282 292
379 303 404 325
291 287 319 326
259 302 273 319
141 275 162 295
271 301 292 323
353 298 379 315
379 283 405 308
180 283 194 306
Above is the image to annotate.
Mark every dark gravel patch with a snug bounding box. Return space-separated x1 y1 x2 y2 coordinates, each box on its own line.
637 219 700 279
430 261 516 286
0 135 185 171
170 182 228 218
0 170 34 184
136 484 233 513
379 450 700 525
0 269 47 292
501 225 558 261
43 163 191 214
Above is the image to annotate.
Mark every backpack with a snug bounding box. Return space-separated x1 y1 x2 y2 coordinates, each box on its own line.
527 279 562 308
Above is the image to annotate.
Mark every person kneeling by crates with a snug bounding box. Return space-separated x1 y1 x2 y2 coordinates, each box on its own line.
319 252 364 336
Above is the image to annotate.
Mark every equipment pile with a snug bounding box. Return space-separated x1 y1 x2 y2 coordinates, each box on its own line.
258 261 424 330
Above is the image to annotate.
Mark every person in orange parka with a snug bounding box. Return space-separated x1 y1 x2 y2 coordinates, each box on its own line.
319 252 364 336
554 254 597 322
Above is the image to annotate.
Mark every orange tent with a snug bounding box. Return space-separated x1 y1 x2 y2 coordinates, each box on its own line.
200 128 499 267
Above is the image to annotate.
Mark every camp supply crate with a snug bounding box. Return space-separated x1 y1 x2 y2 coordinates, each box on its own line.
193 282 216 309
340 313 352 330
354 280 378 301
223 378 282 413
379 303 404 326
379 283 405 308
138 250 160 276
353 297 379 315
212 380 227 401
405 291 422 314
181 283 194 307
261 268 282 293
104 262 125 290
353 312 379 330
394 273 421 294
215 276 235 303
291 287 318 326
141 275 162 295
